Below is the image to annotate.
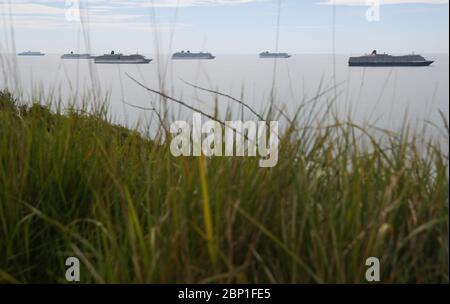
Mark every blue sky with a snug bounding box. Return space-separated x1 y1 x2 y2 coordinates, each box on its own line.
0 0 448 54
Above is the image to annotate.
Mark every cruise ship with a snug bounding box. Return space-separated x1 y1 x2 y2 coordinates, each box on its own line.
172 51 215 60
18 51 45 56
94 51 152 64
259 51 291 59
61 51 93 59
349 50 434 67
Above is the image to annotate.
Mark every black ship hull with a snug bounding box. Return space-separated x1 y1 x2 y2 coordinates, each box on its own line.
172 58 215 60
94 59 152 64
349 61 434 67
260 56 291 59
172 56 215 60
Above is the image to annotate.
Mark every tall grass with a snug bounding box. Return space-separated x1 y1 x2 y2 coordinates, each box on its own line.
0 0 447 285
0 88 448 283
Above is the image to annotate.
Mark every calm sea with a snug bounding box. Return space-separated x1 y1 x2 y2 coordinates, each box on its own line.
1 53 448 134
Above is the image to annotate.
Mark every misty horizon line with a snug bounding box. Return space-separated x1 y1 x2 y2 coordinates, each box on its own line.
7 51 449 55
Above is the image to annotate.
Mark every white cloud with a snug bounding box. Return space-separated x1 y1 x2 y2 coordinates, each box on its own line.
0 0 264 31
1 0 262 10
1 0 447 32
319 0 448 5
119 0 260 8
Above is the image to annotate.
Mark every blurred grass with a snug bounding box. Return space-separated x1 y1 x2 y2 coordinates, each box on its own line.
0 89 448 283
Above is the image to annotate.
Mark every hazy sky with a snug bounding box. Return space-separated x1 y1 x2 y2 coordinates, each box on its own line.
0 0 448 54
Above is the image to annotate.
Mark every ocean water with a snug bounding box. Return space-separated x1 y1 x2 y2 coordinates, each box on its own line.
1 53 448 134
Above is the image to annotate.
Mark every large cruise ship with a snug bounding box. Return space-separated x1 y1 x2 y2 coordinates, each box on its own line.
18 51 45 56
172 51 215 60
61 51 93 59
349 50 434 67
259 51 291 59
94 51 152 64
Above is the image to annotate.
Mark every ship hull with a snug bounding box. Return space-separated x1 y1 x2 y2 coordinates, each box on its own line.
349 61 434 67
61 55 93 59
172 56 215 60
18 54 45 56
95 59 152 64
172 51 216 60
260 55 291 59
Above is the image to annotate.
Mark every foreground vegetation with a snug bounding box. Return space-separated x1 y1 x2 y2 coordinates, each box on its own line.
0 90 448 283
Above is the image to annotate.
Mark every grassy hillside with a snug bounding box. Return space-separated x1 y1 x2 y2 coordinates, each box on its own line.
0 90 448 283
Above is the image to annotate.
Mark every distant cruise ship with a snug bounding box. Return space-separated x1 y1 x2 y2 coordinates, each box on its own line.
259 51 291 59
349 50 434 67
172 51 215 60
94 51 152 64
61 51 93 59
18 51 45 56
